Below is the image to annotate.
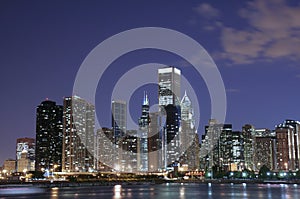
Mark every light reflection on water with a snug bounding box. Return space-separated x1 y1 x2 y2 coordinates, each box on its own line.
0 183 300 199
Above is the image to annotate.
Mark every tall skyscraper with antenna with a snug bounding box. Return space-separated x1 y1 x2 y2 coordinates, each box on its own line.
137 92 150 171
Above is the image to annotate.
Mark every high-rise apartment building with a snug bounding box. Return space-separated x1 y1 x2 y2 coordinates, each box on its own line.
200 120 233 172
218 124 234 171
275 123 295 170
35 100 63 172
254 136 277 171
284 120 300 169
62 96 95 172
122 130 138 172
230 131 244 171
158 66 181 168
111 100 127 171
242 124 255 171
96 127 114 171
200 119 222 171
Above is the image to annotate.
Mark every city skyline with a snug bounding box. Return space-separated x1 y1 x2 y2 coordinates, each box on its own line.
2 94 300 174
1 0 300 165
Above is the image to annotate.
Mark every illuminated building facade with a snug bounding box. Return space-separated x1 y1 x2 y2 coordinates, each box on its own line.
180 91 199 170
137 93 150 172
276 123 295 170
62 96 95 172
16 137 35 172
111 100 127 171
158 66 181 168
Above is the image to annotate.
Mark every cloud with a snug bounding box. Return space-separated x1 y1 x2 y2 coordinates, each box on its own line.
200 0 300 64
194 3 220 19
226 88 240 93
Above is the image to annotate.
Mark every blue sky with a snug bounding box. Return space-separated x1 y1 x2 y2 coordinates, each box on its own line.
0 0 300 164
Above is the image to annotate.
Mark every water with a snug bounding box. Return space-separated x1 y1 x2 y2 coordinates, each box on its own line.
0 183 300 199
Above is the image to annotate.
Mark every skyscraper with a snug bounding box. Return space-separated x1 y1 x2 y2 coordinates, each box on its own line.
35 100 63 172
180 91 199 170
158 67 181 107
242 124 255 171
284 120 300 169
148 112 163 172
253 136 277 171
252 128 276 171
62 96 95 172
122 130 138 172
200 120 232 172
96 127 114 171
275 122 295 170
217 124 233 172
111 100 127 171
231 131 244 171
158 66 181 168
137 92 150 172
200 119 222 171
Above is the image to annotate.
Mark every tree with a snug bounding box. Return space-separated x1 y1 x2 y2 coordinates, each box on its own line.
258 165 270 179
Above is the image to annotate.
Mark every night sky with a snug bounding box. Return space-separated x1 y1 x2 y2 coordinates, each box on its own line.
1 0 300 165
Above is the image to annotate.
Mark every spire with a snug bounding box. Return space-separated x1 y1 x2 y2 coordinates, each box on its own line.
181 90 191 106
143 91 149 106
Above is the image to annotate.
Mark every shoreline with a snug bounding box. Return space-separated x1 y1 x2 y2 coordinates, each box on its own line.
1 179 300 188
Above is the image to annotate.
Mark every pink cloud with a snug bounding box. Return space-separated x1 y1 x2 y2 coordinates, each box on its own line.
194 3 220 18
203 0 300 64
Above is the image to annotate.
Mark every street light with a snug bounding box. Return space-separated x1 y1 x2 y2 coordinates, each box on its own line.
284 162 288 171
3 169 7 178
54 164 58 170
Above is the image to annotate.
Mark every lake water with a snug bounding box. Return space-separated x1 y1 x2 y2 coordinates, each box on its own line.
0 183 300 199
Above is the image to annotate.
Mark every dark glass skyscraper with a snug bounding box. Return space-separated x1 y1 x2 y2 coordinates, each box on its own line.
35 100 63 172
137 92 150 171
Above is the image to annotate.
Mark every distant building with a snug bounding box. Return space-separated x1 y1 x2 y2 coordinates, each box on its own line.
62 96 95 172
35 100 63 172
111 100 127 171
17 152 34 173
230 131 244 171
96 127 114 171
253 128 274 137
284 120 300 169
16 137 35 172
3 159 16 174
275 122 295 170
200 120 233 172
242 124 255 171
122 130 138 172
200 119 221 170
253 136 277 171
148 112 163 172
